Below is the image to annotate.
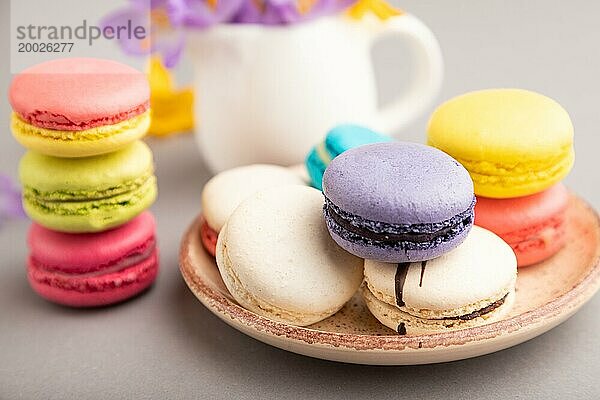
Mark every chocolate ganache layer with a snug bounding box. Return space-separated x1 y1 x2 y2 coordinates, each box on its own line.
324 196 475 248
395 294 508 335
445 294 508 321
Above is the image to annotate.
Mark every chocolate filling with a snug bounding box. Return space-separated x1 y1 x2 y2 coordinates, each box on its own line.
397 323 407 335
393 292 508 335
444 294 508 321
324 197 474 246
393 293 507 335
419 261 427 287
394 263 410 307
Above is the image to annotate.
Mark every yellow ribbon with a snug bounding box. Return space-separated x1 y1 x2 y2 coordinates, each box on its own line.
147 57 195 137
347 0 404 20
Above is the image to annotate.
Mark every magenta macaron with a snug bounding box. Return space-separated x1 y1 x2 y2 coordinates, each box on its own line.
27 211 159 307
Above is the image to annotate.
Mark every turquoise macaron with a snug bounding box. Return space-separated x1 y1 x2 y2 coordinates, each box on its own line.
305 124 392 190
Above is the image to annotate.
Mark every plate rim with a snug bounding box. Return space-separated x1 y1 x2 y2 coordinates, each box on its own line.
179 196 600 352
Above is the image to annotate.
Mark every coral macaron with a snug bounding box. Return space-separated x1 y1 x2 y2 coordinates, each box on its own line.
427 89 574 198
27 212 159 307
9 58 150 157
323 142 475 263
475 184 570 267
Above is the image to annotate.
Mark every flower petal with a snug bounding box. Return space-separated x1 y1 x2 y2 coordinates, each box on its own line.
232 0 356 24
0 174 25 222
177 0 245 27
153 31 187 67
100 7 152 56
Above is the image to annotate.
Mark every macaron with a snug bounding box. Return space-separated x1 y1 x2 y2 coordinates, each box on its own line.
427 89 574 198
323 142 475 263
475 184 570 267
216 185 364 326
27 211 159 307
362 226 517 334
19 141 157 233
305 124 392 190
9 58 150 157
200 164 305 256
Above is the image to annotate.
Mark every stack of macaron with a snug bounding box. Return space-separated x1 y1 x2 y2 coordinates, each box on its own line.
10 58 159 307
427 89 574 267
322 141 517 334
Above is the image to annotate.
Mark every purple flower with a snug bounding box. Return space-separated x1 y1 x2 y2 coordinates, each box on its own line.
100 0 153 57
101 0 240 67
0 174 25 226
232 0 300 24
233 0 355 25
312 0 357 18
102 0 357 66
100 0 180 67
170 0 244 27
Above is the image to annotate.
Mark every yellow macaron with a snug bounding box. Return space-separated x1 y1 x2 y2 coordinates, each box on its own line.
427 89 574 198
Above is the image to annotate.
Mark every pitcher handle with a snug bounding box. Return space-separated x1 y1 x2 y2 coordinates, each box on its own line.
364 14 444 134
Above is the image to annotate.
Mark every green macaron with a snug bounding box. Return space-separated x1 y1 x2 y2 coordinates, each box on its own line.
19 141 157 233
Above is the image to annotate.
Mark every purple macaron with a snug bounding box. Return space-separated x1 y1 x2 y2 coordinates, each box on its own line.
322 142 475 262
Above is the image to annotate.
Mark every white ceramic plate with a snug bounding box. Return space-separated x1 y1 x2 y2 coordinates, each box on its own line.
179 195 600 365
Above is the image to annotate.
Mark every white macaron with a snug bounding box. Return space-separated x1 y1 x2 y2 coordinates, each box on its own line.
201 164 305 233
362 226 517 334
216 185 364 326
200 164 306 256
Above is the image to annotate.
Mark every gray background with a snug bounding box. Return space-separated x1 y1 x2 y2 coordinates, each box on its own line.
1 0 599 399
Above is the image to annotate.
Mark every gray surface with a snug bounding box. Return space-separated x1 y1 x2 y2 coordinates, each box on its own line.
1 0 599 399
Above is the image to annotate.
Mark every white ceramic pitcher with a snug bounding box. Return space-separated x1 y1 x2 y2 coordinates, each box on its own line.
187 14 443 172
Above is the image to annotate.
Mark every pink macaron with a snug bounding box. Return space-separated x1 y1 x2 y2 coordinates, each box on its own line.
27 211 159 307
9 58 151 157
10 58 149 131
475 184 570 267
